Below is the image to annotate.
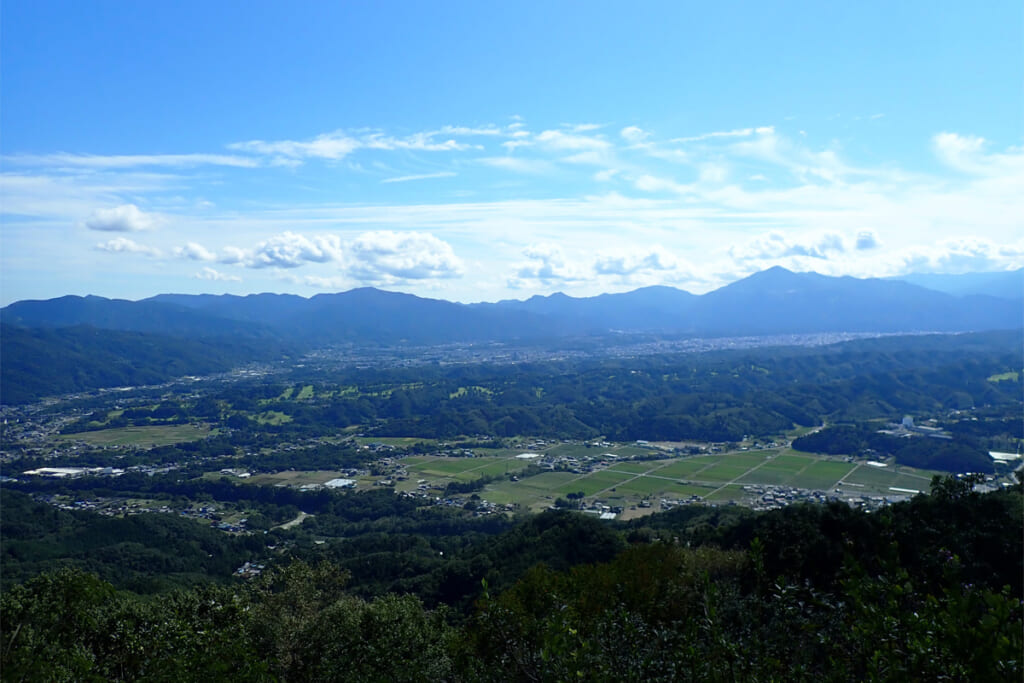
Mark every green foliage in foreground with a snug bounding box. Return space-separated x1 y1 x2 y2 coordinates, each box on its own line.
2 483 1021 681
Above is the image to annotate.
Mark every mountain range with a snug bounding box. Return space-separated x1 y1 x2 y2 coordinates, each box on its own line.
3 266 1020 403
3 266 1021 344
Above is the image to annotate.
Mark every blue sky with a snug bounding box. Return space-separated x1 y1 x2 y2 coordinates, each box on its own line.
2 1 1021 305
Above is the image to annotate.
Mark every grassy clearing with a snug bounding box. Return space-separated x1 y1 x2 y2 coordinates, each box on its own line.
295 385 315 400
987 371 1020 382
58 424 211 447
244 470 345 487
448 386 494 399
355 436 434 447
255 411 292 425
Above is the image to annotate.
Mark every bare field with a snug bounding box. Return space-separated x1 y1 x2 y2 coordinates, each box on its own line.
58 424 211 447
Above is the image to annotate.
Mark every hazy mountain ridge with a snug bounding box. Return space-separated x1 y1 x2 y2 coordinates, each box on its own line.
888 267 1023 299
3 268 1021 347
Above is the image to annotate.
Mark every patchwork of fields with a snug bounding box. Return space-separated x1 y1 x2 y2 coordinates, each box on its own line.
392 447 939 513
62 422 941 514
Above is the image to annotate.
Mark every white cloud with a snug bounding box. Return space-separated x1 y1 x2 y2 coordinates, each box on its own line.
7 118 1024 304
509 243 588 287
224 231 344 269
855 231 879 250
932 132 986 172
479 156 554 174
94 237 161 257
83 204 161 232
896 238 1024 274
229 132 360 161
382 171 456 183
435 125 503 136
932 132 1024 176
347 231 463 281
175 242 217 261
698 163 728 184
633 174 691 194
593 246 683 276
620 126 650 143
730 231 846 261
535 129 610 152
194 267 241 282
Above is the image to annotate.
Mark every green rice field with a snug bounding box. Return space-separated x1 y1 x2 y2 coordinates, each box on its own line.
252 443 942 512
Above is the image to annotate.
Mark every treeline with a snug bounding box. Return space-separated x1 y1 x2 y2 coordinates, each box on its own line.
3 481 1021 680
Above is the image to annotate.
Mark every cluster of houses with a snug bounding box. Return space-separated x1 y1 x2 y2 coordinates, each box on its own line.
398 488 516 515
234 561 266 578
741 484 836 510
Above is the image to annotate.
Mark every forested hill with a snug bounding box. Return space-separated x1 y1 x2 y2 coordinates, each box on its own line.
2 482 1020 680
0 324 295 404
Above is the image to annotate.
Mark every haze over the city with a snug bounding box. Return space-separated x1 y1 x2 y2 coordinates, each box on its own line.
2 1 1021 306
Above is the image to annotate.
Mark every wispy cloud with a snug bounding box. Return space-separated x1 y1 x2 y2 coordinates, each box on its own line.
194 267 241 282
228 129 476 164
95 237 162 257
6 152 259 169
535 129 610 152
671 126 773 143
381 171 456 183
479 156 555 174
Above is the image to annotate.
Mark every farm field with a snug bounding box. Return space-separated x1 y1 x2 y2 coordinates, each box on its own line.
243 444 944 513
241 470 346 487
354 436 436 447
472 448 943 510
57 424 211 447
